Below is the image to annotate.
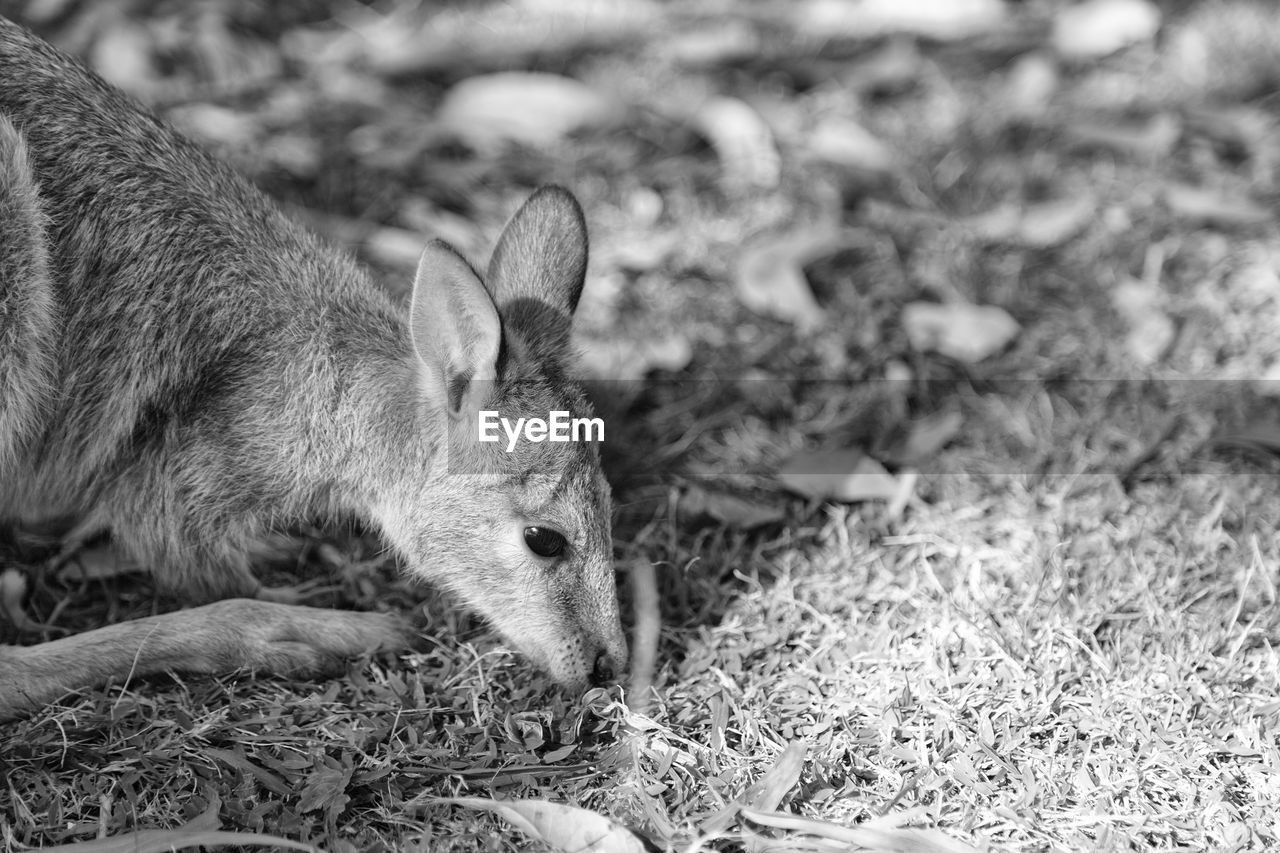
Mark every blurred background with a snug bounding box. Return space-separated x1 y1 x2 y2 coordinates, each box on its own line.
7 0 1280 523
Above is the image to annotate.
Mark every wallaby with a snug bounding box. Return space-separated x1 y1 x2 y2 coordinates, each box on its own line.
0 16 627 721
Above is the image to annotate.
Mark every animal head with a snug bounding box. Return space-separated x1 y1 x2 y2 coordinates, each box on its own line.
376 186 627 690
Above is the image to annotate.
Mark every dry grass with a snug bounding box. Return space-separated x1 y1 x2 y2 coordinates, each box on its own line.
4 1 1280 850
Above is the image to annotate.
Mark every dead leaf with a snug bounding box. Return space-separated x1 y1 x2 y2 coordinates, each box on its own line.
1013 197 1095 247
682 486 786 529
965 195 1094 248
777 450 900 503
736 229 860 330
437 72 619 150
795 0 1007 41
1162 184 1271 228
1110 278 1174 366
883 408 964 466
1052 0 1161 60
627 560 660 713
432 797 646 853
901 301 1019 363
807 116 897 174
1003 52 1058 119
695 97 780 192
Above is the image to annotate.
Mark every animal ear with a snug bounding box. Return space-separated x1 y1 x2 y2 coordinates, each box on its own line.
487 185 588 317
485 186 588 363
409 240 501 416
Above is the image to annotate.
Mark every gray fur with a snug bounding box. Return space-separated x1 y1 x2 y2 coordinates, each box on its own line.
0 17 626 719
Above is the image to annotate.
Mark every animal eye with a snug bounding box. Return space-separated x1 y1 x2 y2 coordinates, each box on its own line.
523 526 566 558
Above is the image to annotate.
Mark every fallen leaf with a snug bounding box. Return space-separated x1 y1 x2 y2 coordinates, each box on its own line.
807 116 898 174
795 0 1007 41
437 72 619 150
883 408 964 466
1052 0 1161 60
736 229 859 330
682 486 786 529
695 96 780 191
1002 52 1058 119
432 797 646 853
627 560 661 713
1013 196 1095 247
901 301 1019 363
777 450 899 503
965 195 1094 248
1162 183 1271 228
1110 278 1174 366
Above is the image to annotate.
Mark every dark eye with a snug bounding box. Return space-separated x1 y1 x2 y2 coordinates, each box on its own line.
523 526 566 558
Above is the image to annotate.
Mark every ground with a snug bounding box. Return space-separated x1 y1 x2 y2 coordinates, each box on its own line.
2 1 1280 851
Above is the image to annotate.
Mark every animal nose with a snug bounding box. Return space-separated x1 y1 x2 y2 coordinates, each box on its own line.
590 650 620 686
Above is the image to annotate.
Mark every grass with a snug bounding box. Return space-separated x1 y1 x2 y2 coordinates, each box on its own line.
4 1 1280 850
